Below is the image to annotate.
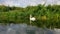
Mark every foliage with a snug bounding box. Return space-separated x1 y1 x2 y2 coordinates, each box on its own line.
0 4 60 28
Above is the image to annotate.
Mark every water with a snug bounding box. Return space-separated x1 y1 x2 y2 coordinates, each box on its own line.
0 23 60 34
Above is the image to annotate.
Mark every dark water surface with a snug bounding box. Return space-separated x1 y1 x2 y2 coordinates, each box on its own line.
0 24 59 34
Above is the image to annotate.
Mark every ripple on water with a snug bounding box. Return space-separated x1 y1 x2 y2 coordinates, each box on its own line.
0 24 57 34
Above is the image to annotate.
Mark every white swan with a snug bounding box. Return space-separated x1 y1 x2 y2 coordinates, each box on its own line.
30 15 36 21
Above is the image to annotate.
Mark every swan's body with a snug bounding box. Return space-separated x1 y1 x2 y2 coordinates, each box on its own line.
30 17 36 21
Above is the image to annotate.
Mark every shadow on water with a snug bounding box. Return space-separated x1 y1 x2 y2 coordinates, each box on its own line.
0 23 59 34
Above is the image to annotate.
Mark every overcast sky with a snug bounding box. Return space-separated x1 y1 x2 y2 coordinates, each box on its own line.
0 0 60 7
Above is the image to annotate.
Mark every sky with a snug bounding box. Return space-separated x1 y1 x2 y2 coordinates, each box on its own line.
0 0 60 7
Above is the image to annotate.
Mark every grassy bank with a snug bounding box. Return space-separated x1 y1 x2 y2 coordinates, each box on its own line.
0 4 60 28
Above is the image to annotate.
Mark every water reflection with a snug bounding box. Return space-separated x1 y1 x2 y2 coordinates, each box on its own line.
0 24 59 34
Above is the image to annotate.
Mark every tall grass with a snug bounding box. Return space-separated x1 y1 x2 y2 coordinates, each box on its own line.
0 5 60 28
